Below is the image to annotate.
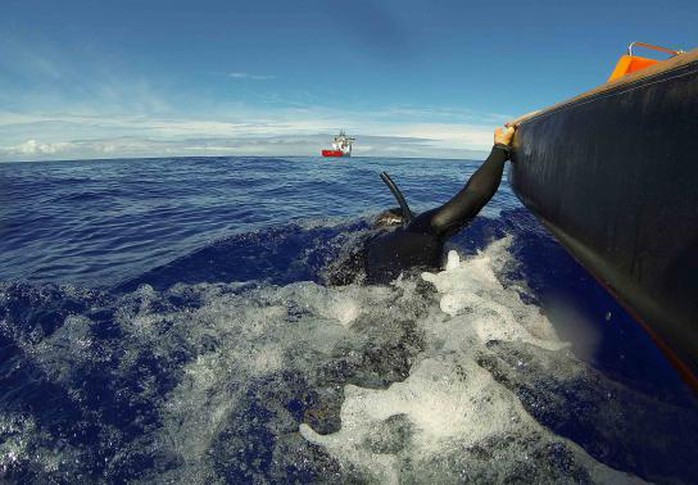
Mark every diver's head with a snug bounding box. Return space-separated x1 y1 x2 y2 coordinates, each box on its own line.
374 207 406 228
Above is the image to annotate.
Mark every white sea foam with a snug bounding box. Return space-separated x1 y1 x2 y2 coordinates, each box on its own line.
148 280 398 480
0 412 82 478
1 237 647 482
298 238 640 483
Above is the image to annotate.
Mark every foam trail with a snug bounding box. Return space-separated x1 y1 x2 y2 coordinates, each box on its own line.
300 239 643 483
0 238 657 482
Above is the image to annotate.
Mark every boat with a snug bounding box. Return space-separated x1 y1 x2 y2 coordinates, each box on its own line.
322 130 355 157
508 43 698 388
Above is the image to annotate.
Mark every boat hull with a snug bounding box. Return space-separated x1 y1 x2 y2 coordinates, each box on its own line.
322 150 350 157
509 49 698 384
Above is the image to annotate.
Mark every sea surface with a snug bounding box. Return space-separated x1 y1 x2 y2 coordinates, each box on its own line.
0 155 695 484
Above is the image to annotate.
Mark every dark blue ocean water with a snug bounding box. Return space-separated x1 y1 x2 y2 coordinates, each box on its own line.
0 156 695 483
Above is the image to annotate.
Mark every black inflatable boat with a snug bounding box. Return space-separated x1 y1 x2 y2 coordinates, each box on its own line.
509 44 698 388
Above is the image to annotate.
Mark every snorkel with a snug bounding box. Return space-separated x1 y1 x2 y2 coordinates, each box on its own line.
379 171 414 225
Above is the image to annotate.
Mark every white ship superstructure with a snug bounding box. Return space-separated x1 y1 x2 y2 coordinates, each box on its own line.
322 130 355 157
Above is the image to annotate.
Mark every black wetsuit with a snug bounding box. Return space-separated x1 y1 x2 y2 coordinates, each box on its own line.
364 144 510 283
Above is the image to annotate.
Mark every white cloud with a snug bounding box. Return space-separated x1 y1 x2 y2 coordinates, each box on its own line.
0 133 489 162
0 106 498 162
228 72 276 80
395 123 493 149
12 139 73 155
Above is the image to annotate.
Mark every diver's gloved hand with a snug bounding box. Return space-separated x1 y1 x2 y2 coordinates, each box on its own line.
494 124 516 155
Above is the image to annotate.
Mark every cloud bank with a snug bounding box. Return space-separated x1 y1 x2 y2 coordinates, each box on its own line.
0 109 498 162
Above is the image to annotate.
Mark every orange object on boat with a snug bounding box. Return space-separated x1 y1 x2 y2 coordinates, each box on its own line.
608 55 659 81
608 42 685 81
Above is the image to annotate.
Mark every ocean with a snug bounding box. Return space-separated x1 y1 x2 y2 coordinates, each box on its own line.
0 155 695 483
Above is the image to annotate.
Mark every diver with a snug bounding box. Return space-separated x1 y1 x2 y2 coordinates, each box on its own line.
326 124 517 285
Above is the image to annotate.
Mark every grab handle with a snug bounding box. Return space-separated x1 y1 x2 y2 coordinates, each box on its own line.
627 42 685 58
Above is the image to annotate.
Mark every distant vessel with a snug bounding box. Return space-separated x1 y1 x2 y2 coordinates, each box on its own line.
322 131 355 157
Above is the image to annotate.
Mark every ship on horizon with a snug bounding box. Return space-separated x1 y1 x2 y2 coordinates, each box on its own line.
321 130 355 157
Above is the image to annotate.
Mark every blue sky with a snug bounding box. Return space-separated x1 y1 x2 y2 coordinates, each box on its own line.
1 0 696 161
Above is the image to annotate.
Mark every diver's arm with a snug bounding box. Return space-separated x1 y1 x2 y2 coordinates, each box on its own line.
404 124 516 238
427 145 510 238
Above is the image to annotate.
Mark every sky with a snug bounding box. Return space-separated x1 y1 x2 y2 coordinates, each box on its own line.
0 0 696 162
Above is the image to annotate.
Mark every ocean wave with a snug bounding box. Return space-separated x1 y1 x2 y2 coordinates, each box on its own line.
1 238 695 483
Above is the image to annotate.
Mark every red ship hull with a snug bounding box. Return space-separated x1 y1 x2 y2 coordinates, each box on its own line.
321 150 350 157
